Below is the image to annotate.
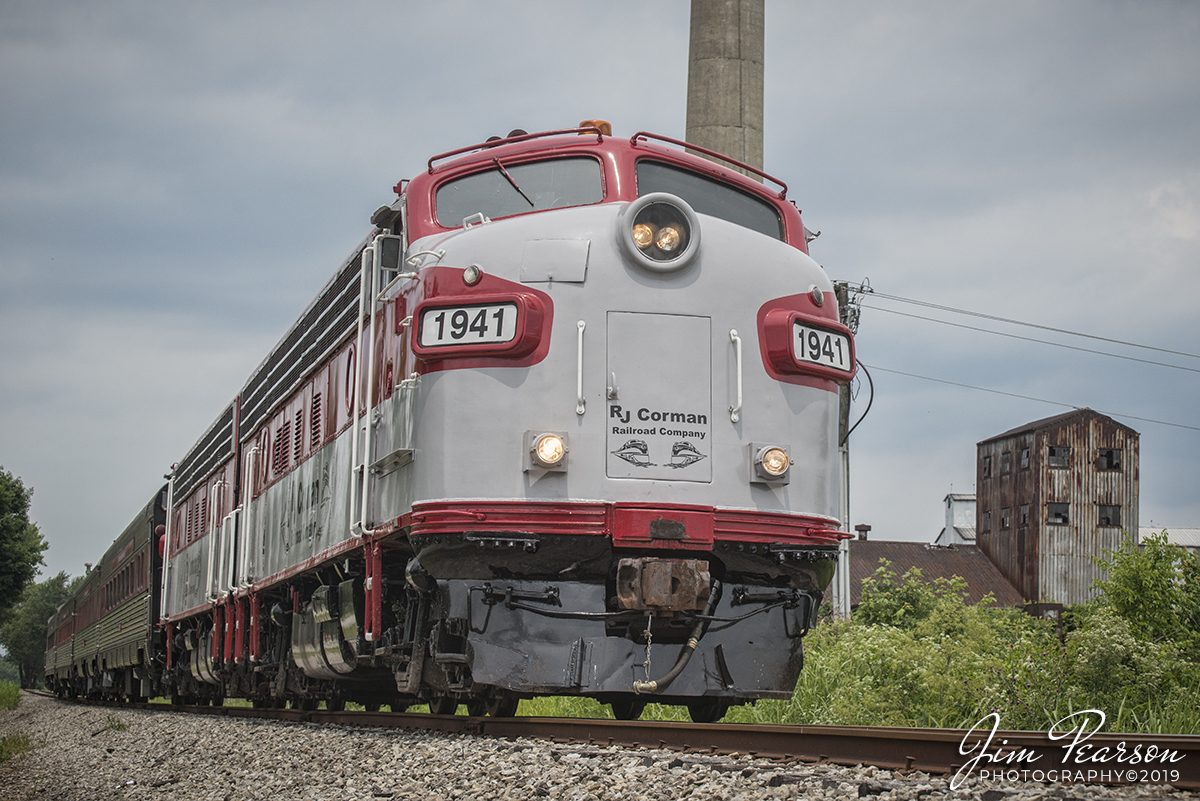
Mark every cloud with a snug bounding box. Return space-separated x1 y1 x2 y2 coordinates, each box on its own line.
2 0 1197 577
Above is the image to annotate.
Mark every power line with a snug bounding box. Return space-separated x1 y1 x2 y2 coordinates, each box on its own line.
862 362 1200 432
856 289 1200 361
862 304 1200 374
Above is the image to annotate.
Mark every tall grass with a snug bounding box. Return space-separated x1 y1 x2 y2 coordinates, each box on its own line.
0 681 20 711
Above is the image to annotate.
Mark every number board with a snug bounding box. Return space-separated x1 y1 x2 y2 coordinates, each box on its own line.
418 303 519 348
792 322 852 374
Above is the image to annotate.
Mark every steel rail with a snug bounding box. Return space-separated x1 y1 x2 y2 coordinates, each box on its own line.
53 696 1200 791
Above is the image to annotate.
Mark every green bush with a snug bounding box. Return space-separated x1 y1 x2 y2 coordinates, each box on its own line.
768 548 1200 735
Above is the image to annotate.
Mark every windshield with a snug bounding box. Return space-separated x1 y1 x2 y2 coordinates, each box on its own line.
436 157 604 228
636 161 784 241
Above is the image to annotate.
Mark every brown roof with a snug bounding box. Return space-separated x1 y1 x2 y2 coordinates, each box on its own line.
848 540 1025 607
978 407 1137 445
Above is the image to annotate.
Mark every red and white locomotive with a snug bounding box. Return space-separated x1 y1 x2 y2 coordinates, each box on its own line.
47 122 856 722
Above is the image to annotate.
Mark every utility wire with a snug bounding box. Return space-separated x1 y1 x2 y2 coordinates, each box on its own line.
862 304 1200 374
855 289 1200 361
862 362 1200 433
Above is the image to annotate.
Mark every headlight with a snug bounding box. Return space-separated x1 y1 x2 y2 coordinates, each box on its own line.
750 443 791 485
533 434 565 467
618 193 701 273
631 202 688 260
760 447 790 476
526 431 568 472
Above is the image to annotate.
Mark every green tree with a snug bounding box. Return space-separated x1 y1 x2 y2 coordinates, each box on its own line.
1093 531 1200 656
0 468 48 623
0 572 78 688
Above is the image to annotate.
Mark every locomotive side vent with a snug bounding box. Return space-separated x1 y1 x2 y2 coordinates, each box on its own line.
310 392 323 449
273 421 291 475
294 409 304 464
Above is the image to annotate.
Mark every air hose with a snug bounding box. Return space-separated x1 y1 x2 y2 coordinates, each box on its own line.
632 580 722 694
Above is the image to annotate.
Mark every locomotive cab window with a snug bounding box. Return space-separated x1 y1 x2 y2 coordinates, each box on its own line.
435 157 604 228
636 161 784 241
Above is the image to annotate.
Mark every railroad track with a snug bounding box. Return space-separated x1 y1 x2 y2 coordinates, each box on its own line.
47 694 1200 791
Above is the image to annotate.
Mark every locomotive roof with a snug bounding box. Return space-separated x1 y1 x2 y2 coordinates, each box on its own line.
420 126 789 201
404 125 809 252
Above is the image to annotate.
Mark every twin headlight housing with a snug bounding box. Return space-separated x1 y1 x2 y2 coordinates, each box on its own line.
618 193 701 273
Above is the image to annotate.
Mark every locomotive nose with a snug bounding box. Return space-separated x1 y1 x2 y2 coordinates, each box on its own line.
617 193 701 273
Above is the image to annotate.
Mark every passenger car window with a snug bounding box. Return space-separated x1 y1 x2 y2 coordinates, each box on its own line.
436 157 604 227
636 161 784 241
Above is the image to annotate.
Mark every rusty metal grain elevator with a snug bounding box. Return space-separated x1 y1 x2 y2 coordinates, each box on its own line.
976 409 1139 605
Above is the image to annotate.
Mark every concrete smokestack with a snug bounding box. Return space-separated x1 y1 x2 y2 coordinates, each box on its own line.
685 0 765 176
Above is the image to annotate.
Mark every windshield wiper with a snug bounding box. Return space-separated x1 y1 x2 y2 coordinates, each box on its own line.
493 157 534 207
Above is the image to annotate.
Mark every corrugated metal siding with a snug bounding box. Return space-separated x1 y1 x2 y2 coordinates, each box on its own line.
977 409 1139 605
976 431 1039 600
1140 526 1200 552
1035 413 1138 604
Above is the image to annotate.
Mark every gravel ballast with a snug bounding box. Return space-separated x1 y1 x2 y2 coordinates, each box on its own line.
1 692 1192 800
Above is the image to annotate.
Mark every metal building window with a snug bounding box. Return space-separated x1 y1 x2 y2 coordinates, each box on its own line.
1019 504 1029 526
1001 508 1011 529
1001 452 1011 474
1020 447 1030 470
983 456 992 478
1047 503 1070 525
1048 446 1070 468
1099 505 1122 527
1098 449 1122 471
982 510 991 531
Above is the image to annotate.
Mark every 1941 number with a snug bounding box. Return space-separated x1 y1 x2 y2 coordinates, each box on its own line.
419 303 519 348
792 323 851 373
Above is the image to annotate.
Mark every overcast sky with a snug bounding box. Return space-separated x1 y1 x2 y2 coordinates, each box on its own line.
2 1 1198 581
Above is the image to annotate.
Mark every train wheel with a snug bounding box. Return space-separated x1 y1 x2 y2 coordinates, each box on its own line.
485 695 519 718
686 699 728 723
363 701 381 712
326 699 346 712
252 698 267 709
387 702 409 713
610 699 646 721
465 699 487 717
428 696 457 715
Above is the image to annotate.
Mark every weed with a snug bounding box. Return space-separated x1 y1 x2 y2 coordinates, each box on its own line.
0 734 34 764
